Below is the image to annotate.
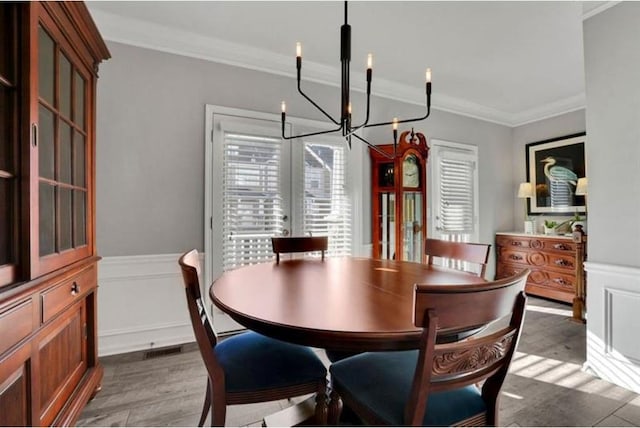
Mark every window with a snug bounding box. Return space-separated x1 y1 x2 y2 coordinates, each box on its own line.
430 140 479 243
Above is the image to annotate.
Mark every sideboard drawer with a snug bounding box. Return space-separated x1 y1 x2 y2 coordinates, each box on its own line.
41 265 96 324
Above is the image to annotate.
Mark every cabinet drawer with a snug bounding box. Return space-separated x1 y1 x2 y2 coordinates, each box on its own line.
41 266 96 324
0 300 35 355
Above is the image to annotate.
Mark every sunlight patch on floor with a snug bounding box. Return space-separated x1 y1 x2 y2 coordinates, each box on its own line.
509 351 637 401
525 304 573 317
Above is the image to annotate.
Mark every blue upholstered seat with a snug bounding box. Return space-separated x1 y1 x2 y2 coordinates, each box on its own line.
215 331 327 393
330 350 487 426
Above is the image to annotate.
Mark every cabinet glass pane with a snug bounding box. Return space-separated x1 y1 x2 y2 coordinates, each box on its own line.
74 71 85 130
74 190 86 246
0 85 12 172
60 54 72 118
378 163 394 187
60 122 72 184
39 183 56 256
378 192 395 260
60 188 72 251
0 178 11 265
0 4 16 82
74 131 85 187
38 105 55 179
402 192 423 262
38 26 54 105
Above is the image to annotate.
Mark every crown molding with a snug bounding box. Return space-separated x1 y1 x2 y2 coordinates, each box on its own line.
582 1 622 21
89 8 584 128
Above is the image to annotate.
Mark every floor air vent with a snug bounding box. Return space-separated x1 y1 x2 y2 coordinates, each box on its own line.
143 345 183 360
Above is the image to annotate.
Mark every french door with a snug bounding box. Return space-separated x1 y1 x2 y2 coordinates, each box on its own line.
205 106 354 332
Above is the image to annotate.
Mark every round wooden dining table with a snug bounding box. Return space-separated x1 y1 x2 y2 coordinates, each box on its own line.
210 257 486 352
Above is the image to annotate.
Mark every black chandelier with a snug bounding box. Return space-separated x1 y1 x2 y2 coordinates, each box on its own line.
280 1 432 159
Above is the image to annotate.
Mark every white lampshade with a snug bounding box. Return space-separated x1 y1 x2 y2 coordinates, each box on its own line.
575 177 588 196
517 182 534 198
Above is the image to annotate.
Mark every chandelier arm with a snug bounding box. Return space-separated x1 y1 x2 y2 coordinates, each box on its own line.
282 123 344 140
364 104 431 129
297 81 341 125
352 134 394 160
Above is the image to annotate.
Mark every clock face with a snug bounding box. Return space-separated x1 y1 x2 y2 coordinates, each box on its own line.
402 154 420 188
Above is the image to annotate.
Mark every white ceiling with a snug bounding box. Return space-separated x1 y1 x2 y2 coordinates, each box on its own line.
86 1 617 127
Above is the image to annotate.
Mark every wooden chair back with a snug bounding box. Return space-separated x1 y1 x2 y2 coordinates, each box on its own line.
178 250 225 386
424 238 491 278
405 269 530 425
271 236 328 264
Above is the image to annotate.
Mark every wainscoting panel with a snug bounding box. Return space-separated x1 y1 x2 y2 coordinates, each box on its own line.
585 261 640 394
97 253 200 356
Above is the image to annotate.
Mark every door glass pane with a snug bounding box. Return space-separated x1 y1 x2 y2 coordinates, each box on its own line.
60 122 72 184
38 26 54 105
0 178 11 265
39 183 56 256
60 54 72 118
74 130 85 187
60 188 72 251
74 71 85 130
38 105 55 179
74 190 86 246
302 142 351 256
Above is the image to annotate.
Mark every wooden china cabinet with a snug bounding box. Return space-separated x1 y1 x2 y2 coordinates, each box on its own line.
0 2 109 426
370 130 429 262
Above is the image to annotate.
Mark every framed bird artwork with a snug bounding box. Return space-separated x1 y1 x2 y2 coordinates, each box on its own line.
526 133 586 215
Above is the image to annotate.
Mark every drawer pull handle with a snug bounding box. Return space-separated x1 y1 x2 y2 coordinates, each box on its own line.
553 278 569 285
554 259 572 267
71 282 80 296
553 243 570 251
511 241 522 246
509 254 523 261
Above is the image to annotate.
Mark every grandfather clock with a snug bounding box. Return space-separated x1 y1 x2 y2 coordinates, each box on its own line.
370 130 429 262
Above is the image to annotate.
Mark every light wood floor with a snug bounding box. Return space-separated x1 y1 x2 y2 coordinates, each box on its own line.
78 297 640 427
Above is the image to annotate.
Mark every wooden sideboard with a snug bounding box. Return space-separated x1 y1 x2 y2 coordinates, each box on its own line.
495 232 586 322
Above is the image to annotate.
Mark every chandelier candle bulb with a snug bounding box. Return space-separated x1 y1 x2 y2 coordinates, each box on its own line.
367 54 373 69
296 42 302 58
281 101 286 113
426 68 432 83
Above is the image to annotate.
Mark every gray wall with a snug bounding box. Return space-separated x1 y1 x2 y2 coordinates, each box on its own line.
511 110 586 232
96 42 513 273
583 3 640 267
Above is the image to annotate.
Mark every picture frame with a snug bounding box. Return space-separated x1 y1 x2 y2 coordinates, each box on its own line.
526 133 586 215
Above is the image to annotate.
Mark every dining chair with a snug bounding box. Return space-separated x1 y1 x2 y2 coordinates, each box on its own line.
178 250 328 426
424 238 491 278
271 236 328 264
329 269 530 426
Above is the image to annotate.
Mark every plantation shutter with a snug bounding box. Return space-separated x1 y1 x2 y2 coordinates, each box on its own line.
222 131 284 270
435 148 477 236
301 140 352 256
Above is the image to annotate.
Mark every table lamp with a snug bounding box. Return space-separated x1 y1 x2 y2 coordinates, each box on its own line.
517 182 535 233
574 177 588 234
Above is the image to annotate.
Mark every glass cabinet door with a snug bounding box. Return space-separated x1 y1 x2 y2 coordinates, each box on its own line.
37 24 89 270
